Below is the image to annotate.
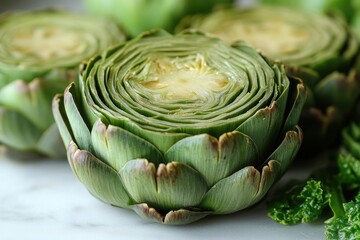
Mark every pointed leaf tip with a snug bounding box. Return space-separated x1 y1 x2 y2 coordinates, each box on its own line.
131 203 211 225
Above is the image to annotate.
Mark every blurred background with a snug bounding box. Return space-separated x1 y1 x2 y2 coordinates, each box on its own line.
0 0 85 11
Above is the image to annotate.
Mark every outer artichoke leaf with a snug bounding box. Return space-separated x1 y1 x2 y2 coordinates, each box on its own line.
199 166 260 214
36 123 65 158
254 160 282 203
91 119 163 171
64 83 91 151
286 66 320 89
237 101 283 158
67 141 132 208
314 70 360 115
119 159 208 211
121 120 191 154
0 107 42 151
52 93 73 149
0 78 53 130
265 126 303 175
282 77 307 134
300 106 341 152
165 131 259 186
131 203 211 225
341 30 360 70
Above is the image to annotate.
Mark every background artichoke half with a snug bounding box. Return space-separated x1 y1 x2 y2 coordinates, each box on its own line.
0 9 125 157
53 30 305 224
83 0 234 37
178 6 360 154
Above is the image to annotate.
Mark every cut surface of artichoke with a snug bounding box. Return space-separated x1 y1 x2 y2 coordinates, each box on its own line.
209 19 310 57
182 6 345 65
0 10 126 157
6 26 86 60
136 55 229 101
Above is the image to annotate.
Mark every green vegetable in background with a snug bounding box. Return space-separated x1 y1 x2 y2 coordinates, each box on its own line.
178 6 360 154
52 29 305 224
267 120 360 239
83 0 234 37
259 0 360 37
0 10 125 157
259 0 355 22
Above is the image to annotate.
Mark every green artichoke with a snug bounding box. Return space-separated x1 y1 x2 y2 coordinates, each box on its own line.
179 6 360 153
53 29 305 224
83 0 234 37
0 10 125 157
258 0 360 39
258 0 355 22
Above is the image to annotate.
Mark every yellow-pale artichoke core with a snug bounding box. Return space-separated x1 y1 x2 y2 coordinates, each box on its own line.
138 55 229 101
212 19 309 56
8 26 86 60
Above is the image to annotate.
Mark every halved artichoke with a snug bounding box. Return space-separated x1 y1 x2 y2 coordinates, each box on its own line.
53 30 305 224
178 6 360 153
258 0 355 22
0 10 125 157
83 0 234 37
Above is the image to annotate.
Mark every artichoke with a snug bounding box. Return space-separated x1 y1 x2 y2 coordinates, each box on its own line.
179 6 360 153
53 30 305 224
83 0 234 37
0 10 125 157
259 0 355 22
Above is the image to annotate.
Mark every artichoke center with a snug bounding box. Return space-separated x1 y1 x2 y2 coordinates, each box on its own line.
212 19 309 56
137 55 229 101
8 26 86 60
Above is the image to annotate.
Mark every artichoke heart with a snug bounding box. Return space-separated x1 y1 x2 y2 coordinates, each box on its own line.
53 30 305 224
0 10 125 157
178 6 360 154
137 55 229 101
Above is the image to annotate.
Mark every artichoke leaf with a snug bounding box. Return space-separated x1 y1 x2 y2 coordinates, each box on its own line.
199 166 261 214
314 70 360 114
0 107 42 151
300 106 342 151
118 120 191 154
91 119 163 171
119 159 208 211
199 160 282 214
36 123 66 158
165 131 259 186
131 203 211 225
67 141 132 208
254 160 282 202
282 77 306 134
265 126 303 176
286 66 320 89
0 78 53 130
237 101 283 158
52 93 73 149
64 83 92 151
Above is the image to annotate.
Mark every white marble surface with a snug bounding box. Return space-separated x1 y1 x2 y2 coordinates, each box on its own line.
0 148 326 240
0 0 326 239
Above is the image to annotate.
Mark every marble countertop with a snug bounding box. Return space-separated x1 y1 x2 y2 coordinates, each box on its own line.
0 147 326 240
